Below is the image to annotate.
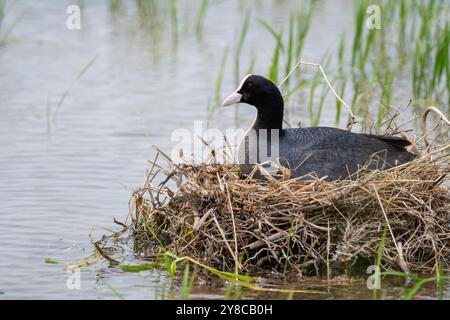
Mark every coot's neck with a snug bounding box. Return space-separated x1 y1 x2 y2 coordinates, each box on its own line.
252 92 284 131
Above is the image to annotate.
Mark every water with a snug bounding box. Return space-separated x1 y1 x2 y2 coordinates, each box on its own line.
0 0 440 299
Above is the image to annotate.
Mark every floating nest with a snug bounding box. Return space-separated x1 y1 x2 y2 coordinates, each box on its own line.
128 148 449 276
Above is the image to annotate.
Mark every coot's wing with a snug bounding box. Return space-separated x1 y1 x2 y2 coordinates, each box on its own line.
280 127 415 180
279 127 355 179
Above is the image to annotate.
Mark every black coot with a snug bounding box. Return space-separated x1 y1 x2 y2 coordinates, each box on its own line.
222 74 415 180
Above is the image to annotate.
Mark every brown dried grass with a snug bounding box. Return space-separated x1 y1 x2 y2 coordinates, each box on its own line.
128 149 449 276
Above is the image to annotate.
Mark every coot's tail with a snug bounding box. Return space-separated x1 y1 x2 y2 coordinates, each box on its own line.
368 134 417 167
363 133 412 148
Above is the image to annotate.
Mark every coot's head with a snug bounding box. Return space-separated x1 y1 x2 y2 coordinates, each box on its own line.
222 74 283 108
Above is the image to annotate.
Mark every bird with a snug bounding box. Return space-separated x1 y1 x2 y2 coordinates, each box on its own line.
222 74 416 181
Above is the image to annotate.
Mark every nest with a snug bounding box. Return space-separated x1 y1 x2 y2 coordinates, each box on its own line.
128 150 449 276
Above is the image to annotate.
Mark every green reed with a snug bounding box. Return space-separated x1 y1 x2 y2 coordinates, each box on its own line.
46 55 98 134
109 0 121 12
351 0 366 68
246 53 257 75
255 17 283 84
335 34 347 125
285 15 294 84
431 22 449 96
223 283 242 300
351 0 448 125
314 84 331 127
256 1 313 89
372 226 387 300
211 0 448 128
102 280 125 300
234 11 250 86
283 221 296 275
215 46 229 107
180 262 193 299
170 0 178 33
52 55 98 121
0 0 4 28
372 226 448 300
268 28 283 84
0 2 29 47
309 54 331 127
411 0 449 104
381 270 449 300
135 0 155 17
398 0 407 55
294 1 312 62
372 47 397 130
195 0 209 36
436 263 446 300
207 45 229 122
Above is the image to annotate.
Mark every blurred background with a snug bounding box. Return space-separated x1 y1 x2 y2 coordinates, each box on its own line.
0 0 448 299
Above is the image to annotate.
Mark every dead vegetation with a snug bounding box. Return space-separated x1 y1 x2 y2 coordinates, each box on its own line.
105 105 449 277
127 147 449 276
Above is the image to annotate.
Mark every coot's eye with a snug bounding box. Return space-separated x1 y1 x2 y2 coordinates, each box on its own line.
246 82 253 89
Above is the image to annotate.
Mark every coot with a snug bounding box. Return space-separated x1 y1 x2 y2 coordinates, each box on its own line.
222 74 415 180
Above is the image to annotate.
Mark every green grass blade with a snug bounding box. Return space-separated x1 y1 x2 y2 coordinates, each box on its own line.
120 262 160 272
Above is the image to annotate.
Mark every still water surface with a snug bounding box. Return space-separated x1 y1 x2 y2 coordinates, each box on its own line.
0 0 437 299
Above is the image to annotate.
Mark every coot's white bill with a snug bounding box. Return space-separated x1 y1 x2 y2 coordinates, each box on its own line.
222 92 242 106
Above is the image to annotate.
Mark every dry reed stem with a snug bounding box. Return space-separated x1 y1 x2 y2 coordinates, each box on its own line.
420 106 450 151
278 60 356 130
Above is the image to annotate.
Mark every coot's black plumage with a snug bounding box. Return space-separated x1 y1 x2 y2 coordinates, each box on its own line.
222 74 415 181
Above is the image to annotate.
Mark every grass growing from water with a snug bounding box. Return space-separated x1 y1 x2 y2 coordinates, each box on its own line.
169 0 178 37
48 55 98 131
307 55 331 126
371 201 448 300
0 2 28 47
214 46 229 106
234 10 250 87
180 262 194 299
282 221 296 275
101 280 124 300
195 0 209 36
109 0 122 12
232 10 251 118
380 270 449 300
207 45 229 123
372 226 387 300
256 17 283 83
104 0 448 128
256 2 313 90
0 0 4 28
268 29 283 83
345 0 449 127
223 283 242 300
334 34 348 125
294 1 312 62
351 0 366 68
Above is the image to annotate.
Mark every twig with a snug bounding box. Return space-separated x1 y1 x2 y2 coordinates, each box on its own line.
421 106 450 150
212 214 239 266
326 219 330 281
278 60 357 130
225 183 241 273
372 184 410 274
